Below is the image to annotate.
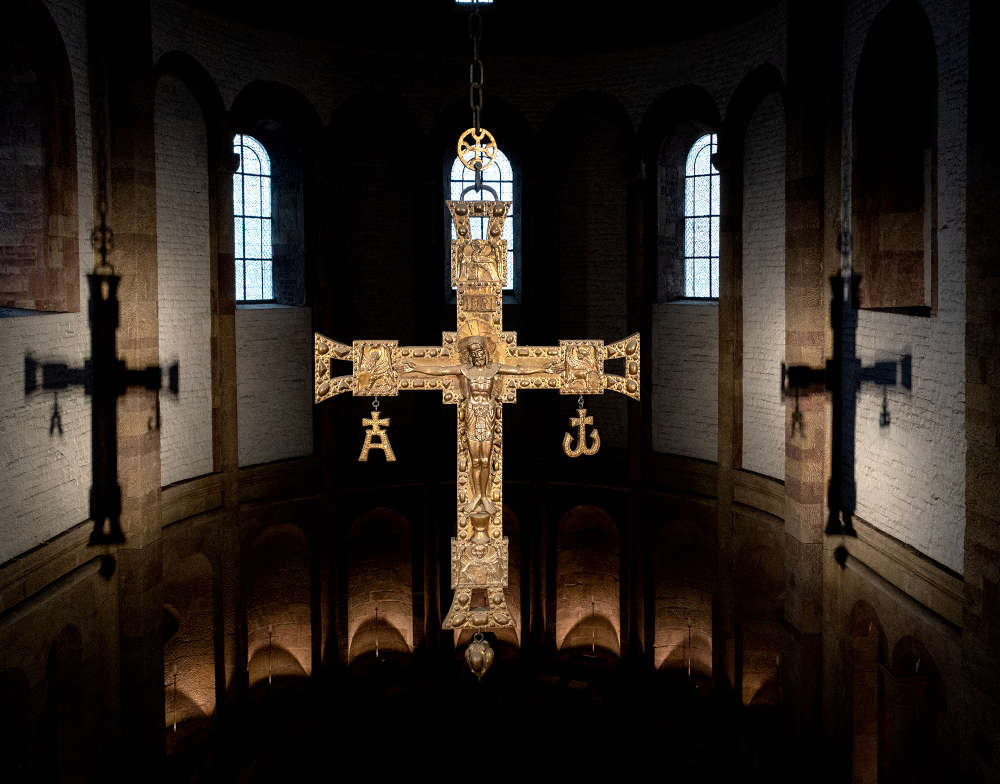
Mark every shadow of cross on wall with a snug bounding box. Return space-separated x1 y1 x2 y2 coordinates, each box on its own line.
781 275 912 536
24 269 178 548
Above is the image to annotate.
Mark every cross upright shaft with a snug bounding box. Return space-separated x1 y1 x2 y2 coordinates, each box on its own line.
314 197 640 632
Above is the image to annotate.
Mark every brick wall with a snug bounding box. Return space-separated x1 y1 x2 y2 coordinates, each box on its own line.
742 93 786 479
155 74 213 487
843 0 968 573
0 0 92 565
235 305 313 467
651 302 719 461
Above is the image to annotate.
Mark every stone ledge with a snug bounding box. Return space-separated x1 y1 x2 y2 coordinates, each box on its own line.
237 456 322 504
844 515 964 629
734 469 785 520
0 519 107 617
161 473 223 526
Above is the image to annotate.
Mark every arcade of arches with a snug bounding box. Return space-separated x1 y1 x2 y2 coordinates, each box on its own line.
1 0 998 780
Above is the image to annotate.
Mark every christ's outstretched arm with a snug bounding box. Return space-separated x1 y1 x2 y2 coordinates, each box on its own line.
496 359 563 376
395 361 464 377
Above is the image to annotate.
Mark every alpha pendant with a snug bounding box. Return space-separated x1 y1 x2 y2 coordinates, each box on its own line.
359 411 396 462
563 407 600 457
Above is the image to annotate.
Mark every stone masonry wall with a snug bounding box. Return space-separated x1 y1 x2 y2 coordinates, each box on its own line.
651 302 719 461
155 74 213 487
843 0 968 572
742 93 786 479
235 306 313 467
0 0 92 565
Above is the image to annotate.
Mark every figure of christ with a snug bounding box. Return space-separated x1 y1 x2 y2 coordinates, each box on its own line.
396 335 561 514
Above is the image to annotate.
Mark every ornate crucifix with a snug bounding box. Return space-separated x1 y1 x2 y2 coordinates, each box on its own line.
314 158 640 635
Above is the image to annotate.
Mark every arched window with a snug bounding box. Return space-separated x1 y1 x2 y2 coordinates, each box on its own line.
233 134 273 302
448 148 516 290
684 133 720 299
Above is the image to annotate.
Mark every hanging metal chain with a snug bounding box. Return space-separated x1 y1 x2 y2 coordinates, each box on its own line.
468 7 484 135
456 4 496 192
89 48 114 273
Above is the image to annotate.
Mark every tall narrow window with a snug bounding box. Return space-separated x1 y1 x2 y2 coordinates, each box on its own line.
233 134 273 302
449 148 515 290
684 133 720 299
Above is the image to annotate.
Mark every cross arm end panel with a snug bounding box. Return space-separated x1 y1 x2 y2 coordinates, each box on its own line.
314 333 355 403
603 332 640 400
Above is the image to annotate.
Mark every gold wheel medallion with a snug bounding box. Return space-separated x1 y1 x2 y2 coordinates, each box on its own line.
457 127 498 173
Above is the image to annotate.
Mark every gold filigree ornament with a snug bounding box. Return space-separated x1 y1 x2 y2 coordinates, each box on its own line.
563 397 600 457
465 632 494 679
358 400 396 462
457 127 498 173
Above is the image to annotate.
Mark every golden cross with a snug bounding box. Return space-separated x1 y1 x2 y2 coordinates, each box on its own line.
358 411 395 462
314 198 640 633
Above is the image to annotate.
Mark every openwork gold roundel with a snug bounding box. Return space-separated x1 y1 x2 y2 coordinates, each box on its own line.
457 127 498 173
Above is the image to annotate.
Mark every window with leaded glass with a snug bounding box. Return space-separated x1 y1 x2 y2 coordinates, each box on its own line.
233 134 273 302
448 148 516 291
684 133 720 299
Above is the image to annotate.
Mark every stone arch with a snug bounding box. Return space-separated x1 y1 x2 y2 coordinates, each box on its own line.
735 542 784 704
247 644 308 689
556 505 620 656
431 95 532 298
653 518 713 672
883 635 947 781
246 523 311 684
0 0 78 312
721 63 784 156
153 51 226 167
346 507 412 663
154 67 214 487
852 0 937 310
848 600 886 783
729 65 786 480
638 84 720 304
163 551 215 726
232 80 324 307
42 625 89 782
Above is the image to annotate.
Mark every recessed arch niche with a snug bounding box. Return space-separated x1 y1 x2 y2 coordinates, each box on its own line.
653 519 713 674
347 507 413 664
246 523 312 685
163 551 215 726
556 504 620 656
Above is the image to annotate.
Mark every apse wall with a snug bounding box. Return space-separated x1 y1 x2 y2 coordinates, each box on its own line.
0 0 92 564
843 0 968 573
741 92 786 479
236 307 313 467
651 303 718 461
155 74 213 487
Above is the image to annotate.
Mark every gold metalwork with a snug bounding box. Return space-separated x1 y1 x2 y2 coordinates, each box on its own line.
313 196 641 634
563 408 600 457
457 127 497 173
358 411 396 462
465 633 494 680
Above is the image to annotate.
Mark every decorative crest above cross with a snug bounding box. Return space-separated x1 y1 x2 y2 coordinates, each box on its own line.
314 143 640 635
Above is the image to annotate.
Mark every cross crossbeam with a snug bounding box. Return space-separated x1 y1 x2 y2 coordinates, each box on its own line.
315 198 639 632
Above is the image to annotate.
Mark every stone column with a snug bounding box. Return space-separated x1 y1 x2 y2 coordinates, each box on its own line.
91 0 165 766
961 1 1000 778
784 1 843 772
625 170 647 663
714 138 743 695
